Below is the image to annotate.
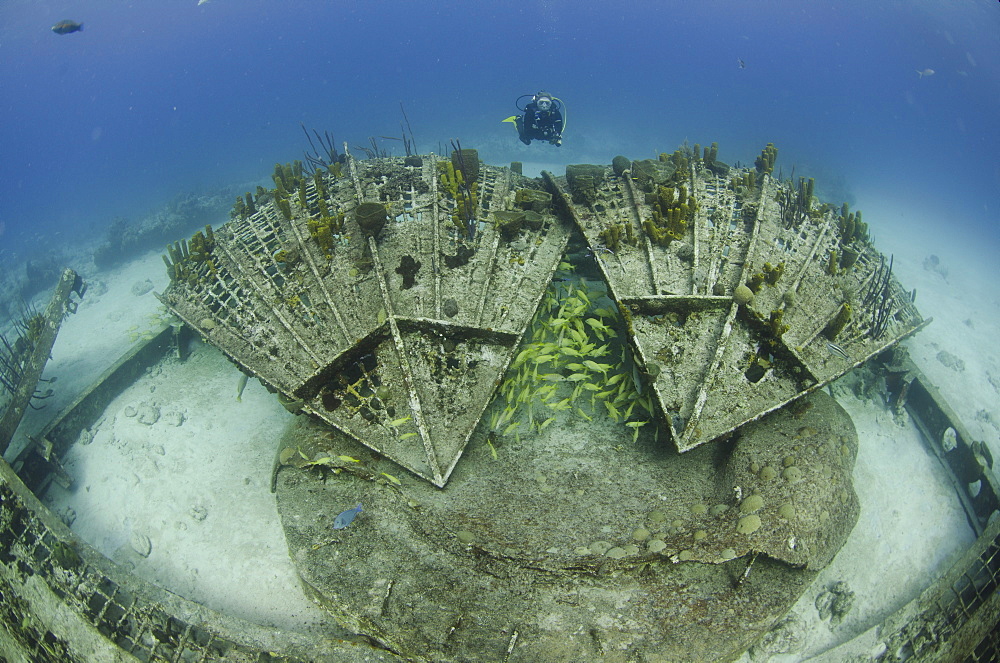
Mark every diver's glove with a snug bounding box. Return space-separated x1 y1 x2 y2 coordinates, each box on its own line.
553 137 562 146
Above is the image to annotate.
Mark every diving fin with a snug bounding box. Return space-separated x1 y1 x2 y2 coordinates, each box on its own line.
501 116 518 124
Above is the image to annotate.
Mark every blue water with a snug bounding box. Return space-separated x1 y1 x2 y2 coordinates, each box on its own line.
1 0 998 264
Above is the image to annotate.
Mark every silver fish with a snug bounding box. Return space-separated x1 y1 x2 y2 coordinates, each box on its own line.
826 342 851 361
916 68 935 78
236 373 249 402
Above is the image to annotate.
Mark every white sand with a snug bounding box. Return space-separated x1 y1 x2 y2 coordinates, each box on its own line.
14 249 332 632
9 177 996 657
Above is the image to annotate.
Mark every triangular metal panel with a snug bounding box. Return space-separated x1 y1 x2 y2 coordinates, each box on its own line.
544 158 925 453
160 152 570 485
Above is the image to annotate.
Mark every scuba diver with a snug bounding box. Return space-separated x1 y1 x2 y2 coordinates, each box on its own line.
503 91 566 146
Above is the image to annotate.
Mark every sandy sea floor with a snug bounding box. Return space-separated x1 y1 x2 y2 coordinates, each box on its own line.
3 164 997 659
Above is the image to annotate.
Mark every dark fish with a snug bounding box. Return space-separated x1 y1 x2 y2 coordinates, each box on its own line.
52 20 83 35
333 503 362 530
738 58 746 69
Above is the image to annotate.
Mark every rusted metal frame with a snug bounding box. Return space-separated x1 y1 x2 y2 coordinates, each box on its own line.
688 164 703 295
215 238 324 368
620 170 658 295
698 176 726 296
0 269 83 455
429 154 444 320
473 224 503 329
345 144 365 203
678 177 769 447
784 214 834 301
903 366 1000 536
278 195 352 344
367 235 442 485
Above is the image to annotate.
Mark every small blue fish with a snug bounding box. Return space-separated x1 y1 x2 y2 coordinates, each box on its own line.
333 503 362 530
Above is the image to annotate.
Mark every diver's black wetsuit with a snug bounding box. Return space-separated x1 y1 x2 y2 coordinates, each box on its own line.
517 102 563 146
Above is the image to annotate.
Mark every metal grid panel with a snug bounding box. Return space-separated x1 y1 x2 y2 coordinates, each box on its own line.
546 161 925 453
0 481 287 662
160 153 571 486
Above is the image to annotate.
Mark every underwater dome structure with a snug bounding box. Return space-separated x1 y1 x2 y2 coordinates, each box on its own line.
1 143 997 663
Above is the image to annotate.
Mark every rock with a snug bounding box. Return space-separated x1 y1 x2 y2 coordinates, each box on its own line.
130 532 152 558
275 390 861 662
136 403 160 425
815 581 855 625
922 254 948 279
131 279 154 297
58 506 77 527
161 411 185 427
749 614 804 661
936 350 965 372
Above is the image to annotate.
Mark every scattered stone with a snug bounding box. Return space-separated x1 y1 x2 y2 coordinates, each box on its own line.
190 506 208 522
131 279 154 297
161 411 185 427
456 531 476 544
279 447 298 466
815 581 855 625
136 403 161 426
130 532 152 558
58 506 77 527
936 350 965 372
606 546 628 559
123 405 137 418
749 614 805 661
922 254 948 279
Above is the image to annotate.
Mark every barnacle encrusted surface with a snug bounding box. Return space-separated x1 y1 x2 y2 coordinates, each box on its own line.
275 390 857 662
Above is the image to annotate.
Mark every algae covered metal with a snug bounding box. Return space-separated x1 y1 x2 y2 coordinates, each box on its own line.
546 146 926 453
160 142 925 482
158 150 570 486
